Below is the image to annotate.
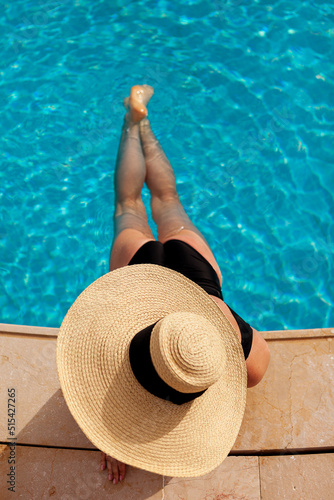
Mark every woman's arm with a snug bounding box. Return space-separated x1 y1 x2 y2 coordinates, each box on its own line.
245 329 271 388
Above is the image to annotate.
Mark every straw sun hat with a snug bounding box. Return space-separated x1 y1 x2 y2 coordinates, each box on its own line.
56 264 247 478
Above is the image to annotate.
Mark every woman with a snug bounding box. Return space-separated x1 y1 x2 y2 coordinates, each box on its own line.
100 85 270 483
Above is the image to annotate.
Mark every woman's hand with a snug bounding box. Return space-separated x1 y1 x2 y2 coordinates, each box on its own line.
100 452 126 484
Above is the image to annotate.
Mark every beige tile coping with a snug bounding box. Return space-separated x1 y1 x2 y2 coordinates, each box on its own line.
234 335 334 452
0 323 59 338
0 446 261 500
1 445 333 499
0 333 333 454
260 453 334 500
1 323 333 498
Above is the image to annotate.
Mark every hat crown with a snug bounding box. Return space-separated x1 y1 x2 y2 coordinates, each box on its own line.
150 312 227 393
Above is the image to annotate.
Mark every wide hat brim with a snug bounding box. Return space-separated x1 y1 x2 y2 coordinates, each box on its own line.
56 264 247 477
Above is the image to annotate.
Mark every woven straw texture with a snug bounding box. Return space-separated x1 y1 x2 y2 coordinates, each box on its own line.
56 264 247 477
150 312 226 393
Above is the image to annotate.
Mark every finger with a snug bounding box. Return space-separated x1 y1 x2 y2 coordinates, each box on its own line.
111 459 119 484
119 462 126 482
100 452 106 471
106 456 113 481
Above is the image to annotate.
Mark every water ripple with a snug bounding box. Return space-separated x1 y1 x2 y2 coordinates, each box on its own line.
0 0 333 329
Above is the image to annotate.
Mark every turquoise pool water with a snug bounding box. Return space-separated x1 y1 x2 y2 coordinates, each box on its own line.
0 0 333 330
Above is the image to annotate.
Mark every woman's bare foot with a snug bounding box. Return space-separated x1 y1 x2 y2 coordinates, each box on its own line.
100 452 126 484
123 85 154 123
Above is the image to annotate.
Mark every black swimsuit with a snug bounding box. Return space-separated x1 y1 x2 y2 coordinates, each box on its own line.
128 239 253 359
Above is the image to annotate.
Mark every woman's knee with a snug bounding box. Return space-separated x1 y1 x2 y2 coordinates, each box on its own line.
114 212 153 239
150 189 179 208
150 193 187 224
113 201 154 242
115 197 147 218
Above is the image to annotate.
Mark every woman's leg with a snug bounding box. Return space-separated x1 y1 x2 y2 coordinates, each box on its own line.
109 87 155 271
139 118 223 285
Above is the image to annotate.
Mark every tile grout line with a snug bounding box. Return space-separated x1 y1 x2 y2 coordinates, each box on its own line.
229 447 334 456
1 442 333 456
162 475 165 499
265 335 334 341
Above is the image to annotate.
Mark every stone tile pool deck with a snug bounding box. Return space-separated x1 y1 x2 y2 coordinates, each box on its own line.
0 324 333 499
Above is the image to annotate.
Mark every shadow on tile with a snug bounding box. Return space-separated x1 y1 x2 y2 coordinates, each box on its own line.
0 445 163 499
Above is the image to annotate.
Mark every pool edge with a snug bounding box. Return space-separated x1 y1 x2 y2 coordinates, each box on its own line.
0 323 333 340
